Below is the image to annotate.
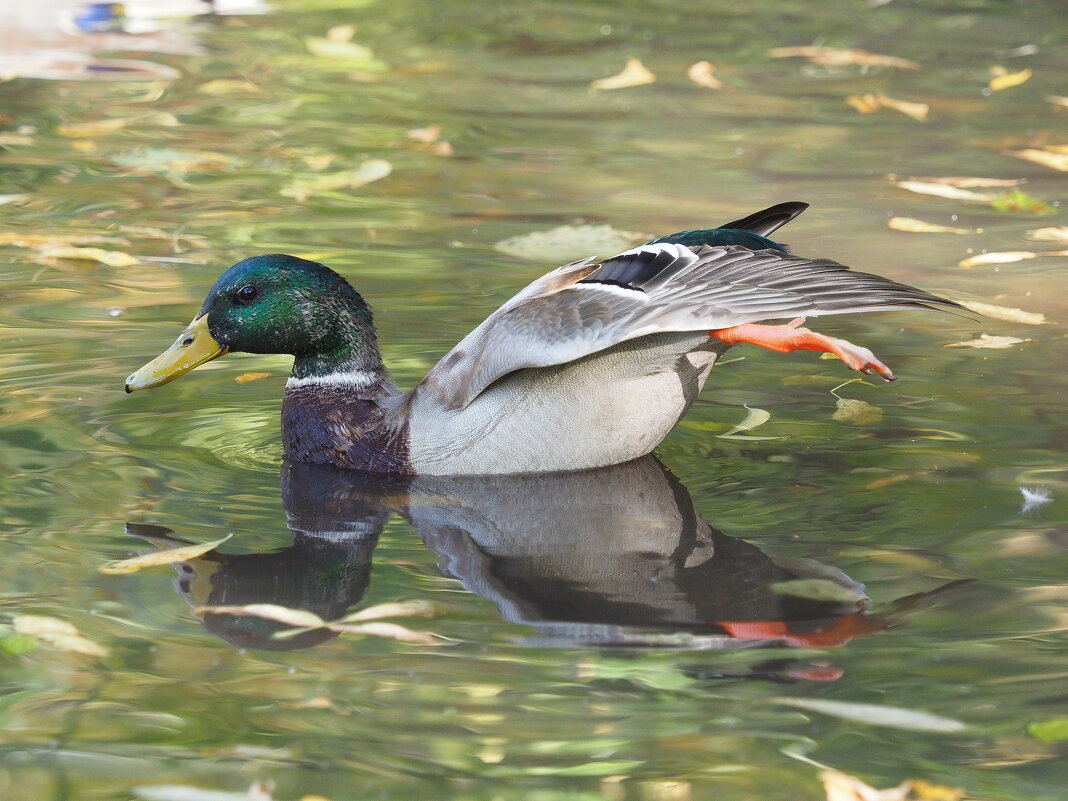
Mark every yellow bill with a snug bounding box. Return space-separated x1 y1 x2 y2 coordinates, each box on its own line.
125 314 228 392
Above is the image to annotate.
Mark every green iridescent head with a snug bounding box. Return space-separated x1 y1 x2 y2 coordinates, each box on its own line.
125 254 382 392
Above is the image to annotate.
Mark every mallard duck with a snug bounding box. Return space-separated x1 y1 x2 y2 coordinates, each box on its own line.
125 202 958 475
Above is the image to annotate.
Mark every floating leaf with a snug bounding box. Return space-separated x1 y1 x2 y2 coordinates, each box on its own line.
495 224 644 262
132 783 274 801
12 615 109 657
768 46 919 70
0 132 34 146
771 579 867 604
407 125 442 143
887 218 979 234
39 246 141 267
329 621 441 645
0 193 30 205
1028 716 1068 742
988 67 1032 91
194 604 328 629
1029 226 1068 245
58 118 128 137
112 147 236 175
900 175 1024 188
1006 147 1068 172
687 60 723 89
960 301 1045 325
846 93 927 121
0 634 38 656
990 188 1055 215
100 534 232 574
280 159 392 201
944 334 1032 349
0 232 118 248
719 405 784 440
888 178 994 202
339 600 437 623
1047 95 1068 108
198 79 260 95
235 372 271 384
833 398 883 424
305 36 375 61
776 697 966 732
909 779 965 801
327 24 356 42
957 251 1038 267
590 58 656 91
821 770 911 801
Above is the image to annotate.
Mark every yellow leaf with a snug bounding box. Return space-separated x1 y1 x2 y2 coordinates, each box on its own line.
198 79 260 95
195 603 327 629
989 67 1032 91
887 217 979 234
100 534 232 574
845 93 881 114
960 301 1045 325
821 770 911 801
909 779 965 801
590 58 656 91
768 46 919 70
833 398 883 424
235 371 271 384
888 178 995 202
958 251 1040 267
12 615 110 657
1047 95 1068 108
39 247 141 267
687 60 723 89
944 334 1032 349
1006 147 1068 172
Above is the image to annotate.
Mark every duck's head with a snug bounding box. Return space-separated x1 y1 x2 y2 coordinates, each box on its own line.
125 254 381 392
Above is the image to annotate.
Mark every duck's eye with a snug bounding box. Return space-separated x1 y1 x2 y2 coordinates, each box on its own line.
235 285 258 304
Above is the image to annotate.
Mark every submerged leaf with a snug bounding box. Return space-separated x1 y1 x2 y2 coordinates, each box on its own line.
194 604 328 629
495 224 644 262
960 301 1045 325
590 58 656 91
280 159 392 201
39 246 141 267
100 535 232 574
719 405 785 440
12 615 109 657
771 579 867 604
833 398 883 424
776 697 966 732
944 334 1032 349
687 60 723 89
0 634 38 656
988 67 1032 91
887 217 979 234
768 46 919 70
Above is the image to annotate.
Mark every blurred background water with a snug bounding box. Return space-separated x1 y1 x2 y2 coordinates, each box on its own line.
2 1 1068 799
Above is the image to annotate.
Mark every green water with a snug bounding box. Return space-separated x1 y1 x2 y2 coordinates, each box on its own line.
2 1 1068 799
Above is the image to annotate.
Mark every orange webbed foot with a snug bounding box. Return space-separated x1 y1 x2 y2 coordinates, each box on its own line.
709 317 896 381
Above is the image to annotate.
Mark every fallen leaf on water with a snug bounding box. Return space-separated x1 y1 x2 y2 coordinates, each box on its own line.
407 125 442 143
944 334 1032 349
888 178 995 202
0 633 39 656
990 188 1055 214
339 600 437 623
198 79 260 95
961 301 1045 325
235 372 271 384
1048 95 1068 108
328 621 441 645
0 193 30 206
590 57 656 91
887 217 978 234
863 472 929 491
821 770 910 801
305 36 375 60
495 224 645 262
687 60 723 89
112 147 236 175
833 398 883 424
194 604 328 629
0 232 118 248
846 93 928 121
39 246 141 267
957 251 1038 267
100 534 232 574
12 615 110 657
280 159 392 201
909 779 964 801
1028 716 1068 743
1029 226 1068 245
327 23 356 42
718 405 785 440
133 782 274 801
58 118 127 137
768 46 919 70
0 132 34 146
899 175 1024 188
776 697 966 732
771 579 868 604
1006 147 1068 172
988 66 1032 91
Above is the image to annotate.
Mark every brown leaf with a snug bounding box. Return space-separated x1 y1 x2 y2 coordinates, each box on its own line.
847 94 927 120
887 217 979 234
590 58 656 91
821 770 911 801
944 334 1032 349
1006 148 1068 172
768 46 919 70
339 600 437 623
39 246 141 267
960 301 1045 325
12 615 110 657
235 372 271 384
988 67 1032 91
687 61 723 89
957 251 1038 267
100 535 232 574
194 603 328 629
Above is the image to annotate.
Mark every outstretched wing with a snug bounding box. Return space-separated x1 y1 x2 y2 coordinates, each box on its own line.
425 243 958 411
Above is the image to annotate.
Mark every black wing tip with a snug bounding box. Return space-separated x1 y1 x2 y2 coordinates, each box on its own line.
718 201 810 237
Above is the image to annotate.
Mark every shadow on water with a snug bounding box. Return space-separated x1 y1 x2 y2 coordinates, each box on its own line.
127 456 969 678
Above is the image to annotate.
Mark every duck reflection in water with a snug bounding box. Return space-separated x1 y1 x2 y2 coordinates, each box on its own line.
128 456 965 677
